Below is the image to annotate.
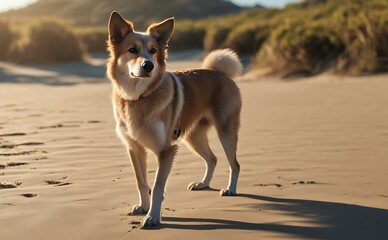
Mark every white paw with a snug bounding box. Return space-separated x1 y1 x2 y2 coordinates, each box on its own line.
129 205 148 215
140 215 160 228
220 189 236 196
187 181 209 191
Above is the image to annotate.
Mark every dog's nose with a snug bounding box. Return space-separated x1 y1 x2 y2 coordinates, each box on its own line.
141 60 154 73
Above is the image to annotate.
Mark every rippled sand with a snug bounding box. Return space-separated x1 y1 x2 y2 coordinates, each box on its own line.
1 61 387 239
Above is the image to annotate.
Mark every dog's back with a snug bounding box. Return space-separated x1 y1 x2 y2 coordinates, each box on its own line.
174 49 242 137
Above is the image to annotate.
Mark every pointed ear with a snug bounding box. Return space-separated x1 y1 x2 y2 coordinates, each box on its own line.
108 11 133 43
147 18 175 45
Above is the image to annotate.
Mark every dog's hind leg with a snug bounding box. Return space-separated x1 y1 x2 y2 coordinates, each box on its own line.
216 115 240 196
127 143 150 215
185 119 217 190
141 144 177 228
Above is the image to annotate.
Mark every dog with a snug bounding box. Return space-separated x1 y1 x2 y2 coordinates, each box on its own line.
107 11 242 228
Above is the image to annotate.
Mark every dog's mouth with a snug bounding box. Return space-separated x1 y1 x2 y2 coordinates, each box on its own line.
130 72 151 78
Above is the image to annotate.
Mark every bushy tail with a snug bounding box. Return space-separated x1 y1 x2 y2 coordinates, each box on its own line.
202 49 242 79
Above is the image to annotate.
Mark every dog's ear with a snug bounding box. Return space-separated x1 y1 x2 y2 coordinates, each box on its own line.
108 11 133 43
147 18 175 45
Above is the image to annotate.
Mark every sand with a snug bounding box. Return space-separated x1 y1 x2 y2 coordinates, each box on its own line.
1 56 388 240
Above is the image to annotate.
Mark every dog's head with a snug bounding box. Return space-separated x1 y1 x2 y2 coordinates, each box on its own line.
107 12 174 80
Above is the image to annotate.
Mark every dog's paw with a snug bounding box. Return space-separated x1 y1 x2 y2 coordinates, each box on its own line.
219 189 236 196
140 215 160 228
129 205 148 215
187 181 209 191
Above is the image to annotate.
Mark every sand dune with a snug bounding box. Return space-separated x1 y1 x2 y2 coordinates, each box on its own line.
0 58 388 239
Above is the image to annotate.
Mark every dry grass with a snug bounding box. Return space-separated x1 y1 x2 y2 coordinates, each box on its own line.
255 0 388 76
4 18 86 64
169 21 206 51
225 22 270 55
75 27 107 53
18 19 85 64
203 25 232 53
0 19 18 60
182 0 388 75
1 0 387 75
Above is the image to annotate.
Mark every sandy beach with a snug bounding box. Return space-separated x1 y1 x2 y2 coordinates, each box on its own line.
1 56 388 240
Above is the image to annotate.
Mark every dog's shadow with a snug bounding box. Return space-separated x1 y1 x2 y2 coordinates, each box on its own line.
161 193 388 240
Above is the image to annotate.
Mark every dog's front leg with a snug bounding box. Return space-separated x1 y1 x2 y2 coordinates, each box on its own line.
141 145 177 228
128 144 150 215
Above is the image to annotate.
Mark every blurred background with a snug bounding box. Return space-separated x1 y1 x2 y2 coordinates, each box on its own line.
0 0 387 77
1 2 388 238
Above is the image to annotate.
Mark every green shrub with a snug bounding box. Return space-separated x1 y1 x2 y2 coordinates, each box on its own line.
2 0 387 76
170 21 206 51
76 27 107 53
255 0 388 76
0 19 18 60
203 25 232 52
225 23 270 55
257 21 342 75
19 19 85 64
333 4 388 74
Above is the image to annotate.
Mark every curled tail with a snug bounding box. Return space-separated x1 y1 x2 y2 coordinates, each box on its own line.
202 49 242 79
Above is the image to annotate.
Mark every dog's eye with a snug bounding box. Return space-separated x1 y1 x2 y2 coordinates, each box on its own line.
128 48 137 54
149 48 157 54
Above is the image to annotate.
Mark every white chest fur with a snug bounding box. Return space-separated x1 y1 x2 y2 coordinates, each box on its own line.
114 72 183 154
116 119 167 154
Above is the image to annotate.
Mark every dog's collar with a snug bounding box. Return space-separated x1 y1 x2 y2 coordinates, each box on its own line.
169 72 184 140
128 95 145 107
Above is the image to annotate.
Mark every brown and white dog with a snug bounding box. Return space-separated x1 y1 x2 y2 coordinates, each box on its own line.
107 11 242 228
